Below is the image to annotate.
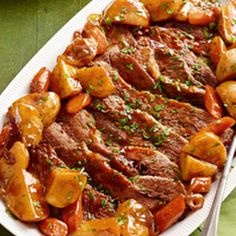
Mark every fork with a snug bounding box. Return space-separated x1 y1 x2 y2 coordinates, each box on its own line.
201 134 236 236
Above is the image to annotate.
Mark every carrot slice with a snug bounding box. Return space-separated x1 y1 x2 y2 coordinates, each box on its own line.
154 195 186 233
204 85 223 119
38 218 68 236
66 93 92 114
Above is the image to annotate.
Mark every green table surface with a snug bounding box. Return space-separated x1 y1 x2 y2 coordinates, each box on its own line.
0 0 236 235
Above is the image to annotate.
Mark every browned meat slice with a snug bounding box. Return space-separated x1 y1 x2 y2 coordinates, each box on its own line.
43 122 84 167
153 76 205 105
95 45 120 65
28 144 67 185
58 109 110 157
111 52 155 90
134 176 185 201
152 27 217 87
58 109 138 177
43 127 162 210
82 185 116 221
164 23 211 56
122 146 180 179
106 25 136 49
93 110 153 148
91 95 187 163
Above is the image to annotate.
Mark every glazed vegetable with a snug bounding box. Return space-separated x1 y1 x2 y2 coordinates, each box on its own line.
154 195 186 233
103 0 150 27
38 218 68 236
5 169 49 222
218 1 236 44
77 65 116 98
186 193 204 211
62 195 83 232
141 0 182 22
201 116 235 135
174 1 194 22
9 92 60 127
182 131 227 168
30 67 51 93
216 81 236 119
115 199 154 236
180 154 217 181
209 36 226 67
0 141 29 183
45 168 87 208
70 217 121 236
216 49 236 82
63 36 97 67
8 104 43 147
188 7 215 26
66 93 92 114
83 14 108 55
204 85 222 119
50 59 82 99
188 177 212 194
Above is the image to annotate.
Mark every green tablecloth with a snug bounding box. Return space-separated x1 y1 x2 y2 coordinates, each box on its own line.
0 0 236 235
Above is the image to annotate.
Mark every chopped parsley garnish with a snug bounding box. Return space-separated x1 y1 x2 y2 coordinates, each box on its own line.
126 63 134 70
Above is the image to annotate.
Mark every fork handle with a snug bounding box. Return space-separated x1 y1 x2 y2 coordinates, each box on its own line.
201 135 236 236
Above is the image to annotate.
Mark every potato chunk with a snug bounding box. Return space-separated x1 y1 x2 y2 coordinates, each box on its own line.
180 154 218 181
0 141 29 183
216 81 236 119
83 14 108 55
218 1 236 44
45 168 87 208
77 65 115 98
182 131 227 168
5 169 49 222
216 49 236 82
50 59 82 99
8 103 43 147
103 0 150 27
116 199 153 236
9 92 60 127
141 0 182 22
70 218 121 236
175 1 194 22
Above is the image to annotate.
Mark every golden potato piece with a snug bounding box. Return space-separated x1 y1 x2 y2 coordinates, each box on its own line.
45 168 87 208
70 218 121 236
50 59 82 99
9 92 60 127
174 1 194 22
116 199 152 236
218 1 236 44
8 103 43 147
182 131 227 168
216 49 236 82
180 153 218 181
5 169 49 222
141 0 182 22
216 81 236 119
103 0 150 27
77 65 115 98
0 141 29 183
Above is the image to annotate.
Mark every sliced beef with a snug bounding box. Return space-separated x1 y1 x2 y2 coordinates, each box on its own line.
163 23 211 56
82 185 116 221
106 25 136 49
28 144 67 185
43 123 175 211
58 109 138 177
122 146 180 179
43 122 84 167
152 27 217 87
91 94 187 163
111 52 156 90
135 176 185 201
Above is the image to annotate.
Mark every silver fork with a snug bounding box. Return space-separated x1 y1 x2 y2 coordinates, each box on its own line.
201 134 236 236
